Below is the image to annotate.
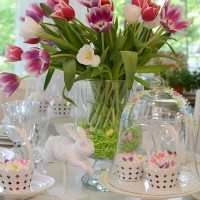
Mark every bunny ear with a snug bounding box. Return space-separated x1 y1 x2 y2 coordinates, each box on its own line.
77 126 87 138
64 124 79 141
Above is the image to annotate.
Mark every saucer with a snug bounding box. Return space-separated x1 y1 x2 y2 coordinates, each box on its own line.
0 173 55 200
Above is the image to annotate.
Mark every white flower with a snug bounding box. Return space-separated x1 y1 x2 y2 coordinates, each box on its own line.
144 15 161 29
123 4 141 24
19 16 41 39
76 44 100 67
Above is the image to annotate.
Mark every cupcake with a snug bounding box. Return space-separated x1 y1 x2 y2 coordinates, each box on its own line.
115 151 145 182
0 159 33 192
145 150 180 190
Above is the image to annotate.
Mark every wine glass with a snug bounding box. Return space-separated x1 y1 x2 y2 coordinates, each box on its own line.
2 99 49 164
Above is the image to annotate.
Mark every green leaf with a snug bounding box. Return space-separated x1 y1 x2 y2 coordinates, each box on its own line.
110 35 126 60
40 23 59 38
114 17 118 31
112 52 123 79
91 66 104 77
133 39 152 49
121 51 138 90
122 27 134 51
40 3 53 15
64 20 85 48
62 87 76 106
74 68 93 82
134 75 150 89
43 68 55 90
63 58 76 91
136 65 172 73
40 42 58 54
48 64 63 70
50 52 76 62
138 53 182 66
101 47 109 63
37 31 78 52
165 42 177 55
104 27 116 49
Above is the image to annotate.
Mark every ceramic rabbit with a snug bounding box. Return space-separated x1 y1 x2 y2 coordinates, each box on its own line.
41 124 95 174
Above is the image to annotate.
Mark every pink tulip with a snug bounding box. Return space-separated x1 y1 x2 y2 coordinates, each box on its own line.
21 3 46 23
86 5 113 32
51 0 75 21
141 0 160 21
100 0 114 11
21 47 50 77
0 73 21 96
46 0 69 10
132 0 148 9
132 0 160 22
78 0 113 10
52 0 69 4
78 0 95 8
160 0 192 33
5 45 23 62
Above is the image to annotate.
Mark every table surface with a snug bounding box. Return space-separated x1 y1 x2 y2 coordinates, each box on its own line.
42 162 200 200
1 121 200 200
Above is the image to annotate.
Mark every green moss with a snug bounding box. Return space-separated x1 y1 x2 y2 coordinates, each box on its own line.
120 125 143 153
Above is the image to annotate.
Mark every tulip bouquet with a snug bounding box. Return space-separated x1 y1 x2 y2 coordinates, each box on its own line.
1 0 191 158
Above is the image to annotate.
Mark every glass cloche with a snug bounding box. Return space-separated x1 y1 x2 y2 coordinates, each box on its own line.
100 77 200 199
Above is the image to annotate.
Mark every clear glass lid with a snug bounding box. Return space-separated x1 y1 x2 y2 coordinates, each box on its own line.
106 77 200 198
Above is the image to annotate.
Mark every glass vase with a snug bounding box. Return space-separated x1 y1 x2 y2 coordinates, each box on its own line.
77 80 130 191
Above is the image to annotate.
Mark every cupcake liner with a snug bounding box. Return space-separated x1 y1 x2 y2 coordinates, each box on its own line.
0 168 33 193
145 166 180 190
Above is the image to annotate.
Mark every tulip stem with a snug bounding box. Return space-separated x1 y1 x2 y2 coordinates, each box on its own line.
146 27 164 45
135 22 144 39
109 29 113 47
51 54 76 59
101 33 105 52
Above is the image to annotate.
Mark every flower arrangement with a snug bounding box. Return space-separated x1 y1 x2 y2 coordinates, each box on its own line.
0 0 191 159
0 0 191 97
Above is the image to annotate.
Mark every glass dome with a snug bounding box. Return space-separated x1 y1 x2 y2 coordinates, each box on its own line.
104 78 200 198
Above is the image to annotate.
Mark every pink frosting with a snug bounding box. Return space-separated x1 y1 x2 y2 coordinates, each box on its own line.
149 151 176 169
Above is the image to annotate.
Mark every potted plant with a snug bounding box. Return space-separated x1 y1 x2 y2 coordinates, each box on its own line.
189 69 200 91
161 66 192 94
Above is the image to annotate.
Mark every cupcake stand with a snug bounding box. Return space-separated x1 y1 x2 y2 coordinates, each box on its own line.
99 125 200 199
98 80 200 200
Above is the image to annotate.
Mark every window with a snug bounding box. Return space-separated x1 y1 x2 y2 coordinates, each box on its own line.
161 0 200 72
0 0 16 73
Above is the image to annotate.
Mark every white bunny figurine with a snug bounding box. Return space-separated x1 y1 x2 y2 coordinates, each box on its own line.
41 124 95 174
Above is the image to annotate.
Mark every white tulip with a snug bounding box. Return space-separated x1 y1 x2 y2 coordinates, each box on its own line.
144 15 161 29
124 4 141 24
76 44 100 67
19 16 41 39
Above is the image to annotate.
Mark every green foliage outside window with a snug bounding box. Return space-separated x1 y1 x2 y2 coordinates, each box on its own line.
0 0 15 72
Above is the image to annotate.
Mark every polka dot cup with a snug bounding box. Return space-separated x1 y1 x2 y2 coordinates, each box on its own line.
0 169 33 192
145 166 180 190
115 156 144 182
